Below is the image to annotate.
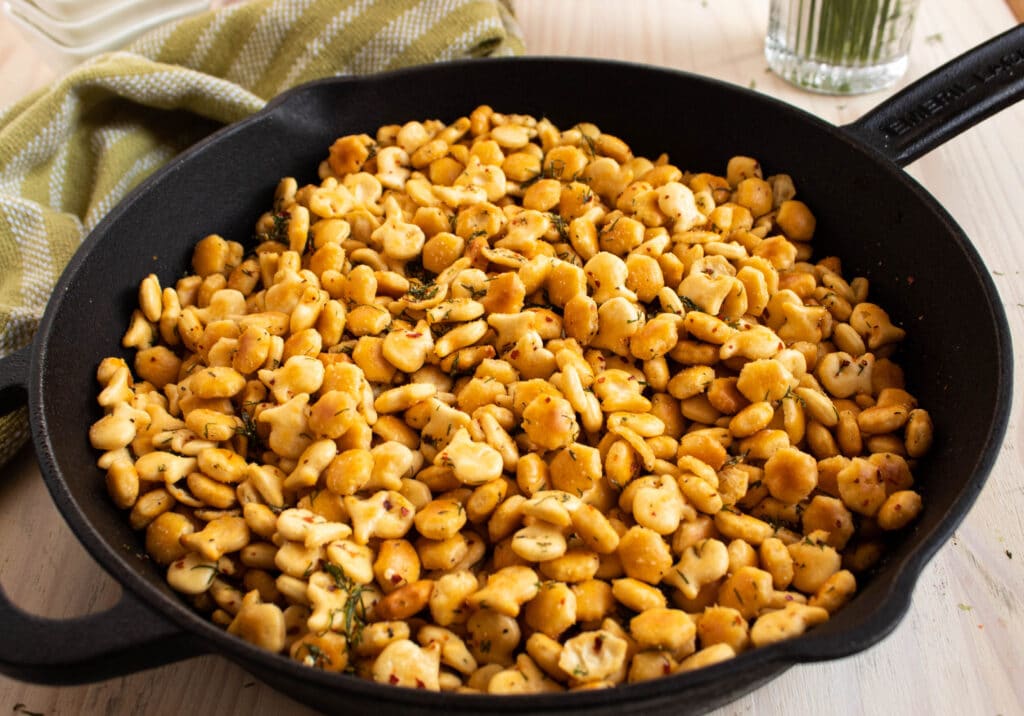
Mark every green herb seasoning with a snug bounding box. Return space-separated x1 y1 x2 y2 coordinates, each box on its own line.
324 562 369 648
408 281 440 302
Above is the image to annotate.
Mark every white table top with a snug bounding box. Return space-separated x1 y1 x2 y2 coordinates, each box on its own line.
1 1 1022 714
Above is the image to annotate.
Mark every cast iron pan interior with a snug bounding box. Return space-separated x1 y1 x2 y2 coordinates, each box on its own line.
21 57 1013 713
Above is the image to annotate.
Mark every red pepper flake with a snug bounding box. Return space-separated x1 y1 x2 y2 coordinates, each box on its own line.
383 498 393 511
400 506 410 517
303 516 315 523
407 332 422 338
510 350 520 359
390 573 404 584
389 674 400 685
416 678 426 689
594 635 604 653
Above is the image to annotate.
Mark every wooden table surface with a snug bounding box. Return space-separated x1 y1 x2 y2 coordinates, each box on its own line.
1 1 1022 714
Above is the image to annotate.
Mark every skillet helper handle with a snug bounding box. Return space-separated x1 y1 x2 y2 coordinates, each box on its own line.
845 23 1024 167
0 345 30 416
0 349 202 682
0 581 200 684
0 586 200 684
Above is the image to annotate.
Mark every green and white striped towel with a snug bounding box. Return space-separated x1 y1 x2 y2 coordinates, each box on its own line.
0 0 524 466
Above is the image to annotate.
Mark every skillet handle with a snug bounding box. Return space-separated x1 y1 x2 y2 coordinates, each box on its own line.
0 344 204 682
0 345 30 416
0 580 202 684
844 23 1024 167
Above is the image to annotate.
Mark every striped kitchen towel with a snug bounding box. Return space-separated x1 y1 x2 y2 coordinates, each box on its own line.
0 0 524 465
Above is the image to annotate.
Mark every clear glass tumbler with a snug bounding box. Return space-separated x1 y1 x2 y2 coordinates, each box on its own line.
765 0 921 94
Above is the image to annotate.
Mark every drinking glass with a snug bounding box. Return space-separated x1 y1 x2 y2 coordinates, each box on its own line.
765 0 921 94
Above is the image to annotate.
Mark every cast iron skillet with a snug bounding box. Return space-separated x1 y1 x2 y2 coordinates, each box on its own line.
0 25 1019 715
